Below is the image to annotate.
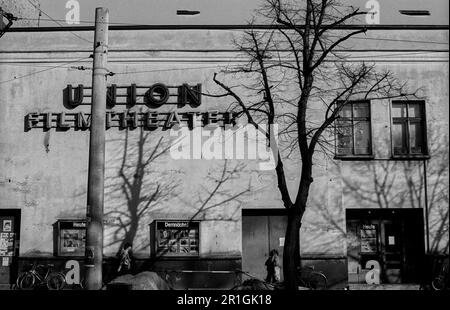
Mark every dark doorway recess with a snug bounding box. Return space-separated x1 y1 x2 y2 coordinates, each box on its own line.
242 209 288 282
346 208 425 284
0 209 21 285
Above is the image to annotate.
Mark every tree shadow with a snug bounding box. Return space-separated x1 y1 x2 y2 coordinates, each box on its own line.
140 159 252 272
332 126 449 254
103 126 181 253
100 123 253 288
292 125 448 286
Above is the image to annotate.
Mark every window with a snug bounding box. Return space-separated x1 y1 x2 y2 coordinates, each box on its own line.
391 101 427 157
151 220 199 257
335 101 372 157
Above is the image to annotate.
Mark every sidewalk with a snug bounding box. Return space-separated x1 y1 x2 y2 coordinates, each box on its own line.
349 284 420 290
0 284 13 290
2 283 421 290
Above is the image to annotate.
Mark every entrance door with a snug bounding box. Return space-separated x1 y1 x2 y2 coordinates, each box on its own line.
242 209 287 282
346 209 425 284
0 210 21 285
381 220 404 283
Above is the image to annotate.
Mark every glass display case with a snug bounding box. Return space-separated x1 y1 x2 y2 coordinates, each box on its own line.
55 220 86 257
150 220 200 257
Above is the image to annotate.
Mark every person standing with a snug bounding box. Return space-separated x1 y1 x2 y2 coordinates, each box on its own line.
265 249 281 283
117 242 133 275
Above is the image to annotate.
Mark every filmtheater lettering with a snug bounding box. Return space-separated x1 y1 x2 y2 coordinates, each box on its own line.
24 83 236 131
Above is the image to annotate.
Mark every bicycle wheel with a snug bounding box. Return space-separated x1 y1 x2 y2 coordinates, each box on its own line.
297 269 311 289
46 272 66 290
15 273 27 289
165 271 181 289
19 272 36 290
76 278 86 290
297 278 310 289
308 272 327 290
431 277 445 291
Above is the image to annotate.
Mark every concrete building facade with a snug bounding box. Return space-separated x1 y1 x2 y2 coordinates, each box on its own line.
0 24 448 289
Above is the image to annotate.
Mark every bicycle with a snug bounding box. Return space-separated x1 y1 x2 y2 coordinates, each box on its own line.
161 270 181 290
15 264 66 290
231 269 280 290
431 258 449 291
297 266 327 290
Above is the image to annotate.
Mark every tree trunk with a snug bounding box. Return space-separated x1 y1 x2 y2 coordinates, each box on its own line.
283 207 303 290
283 160 312 290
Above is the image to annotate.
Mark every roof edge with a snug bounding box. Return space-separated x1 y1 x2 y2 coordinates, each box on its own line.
7 24 450 32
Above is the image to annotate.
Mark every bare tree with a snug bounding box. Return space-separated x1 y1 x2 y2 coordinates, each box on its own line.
212 0 420 289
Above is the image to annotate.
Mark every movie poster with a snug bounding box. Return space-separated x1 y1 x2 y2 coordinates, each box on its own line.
60 228 86 256
360 224 378 253
2 220 12 232
0 232 14 256
155 221 199 256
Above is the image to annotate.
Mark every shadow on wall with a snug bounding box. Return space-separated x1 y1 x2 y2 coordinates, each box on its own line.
334 126 449 254
100 125 252 281
294 126 448 287
103 127 181 253
305 128 449 260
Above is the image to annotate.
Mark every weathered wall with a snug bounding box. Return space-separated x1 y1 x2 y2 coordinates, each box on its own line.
0 28 448 260
299 61 449 256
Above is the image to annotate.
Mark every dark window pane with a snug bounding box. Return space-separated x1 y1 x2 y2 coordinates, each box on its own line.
354 121 371 155
335 101 373 157
337 120 353 155
408 103 422 118
393 122 407 154
392 103 407 118
409 122 424 154
340 104 352 118
353 102 370 118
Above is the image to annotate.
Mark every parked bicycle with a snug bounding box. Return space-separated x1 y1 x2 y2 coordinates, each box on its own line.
431 258 449 291
231 269 280 290
161 270 181 290
15 264 66 290
297 265 327 290
233 268 327 290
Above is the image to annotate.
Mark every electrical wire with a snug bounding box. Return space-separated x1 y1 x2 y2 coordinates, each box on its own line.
112 65 234 76
326 33 449 46
0 57 91 85
13 16 449 46
3 9 448 83
109 50 449 76
0 63 92 70
3 49 443 82
0 49 446 83
24 0 93 44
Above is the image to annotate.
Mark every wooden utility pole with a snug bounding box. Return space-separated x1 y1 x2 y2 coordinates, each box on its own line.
85 7 109 290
